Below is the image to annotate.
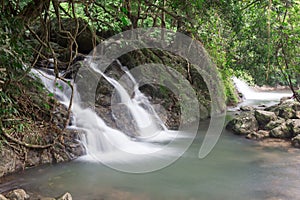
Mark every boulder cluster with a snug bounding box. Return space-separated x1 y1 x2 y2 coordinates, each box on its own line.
226 99 300 148
0 189 72 200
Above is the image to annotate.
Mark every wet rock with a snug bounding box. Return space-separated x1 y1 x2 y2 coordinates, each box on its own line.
111 104 139 137
62 60 84 79
275 100 300 119
56 192 72 200
286 119 300 136
6 189 29 200
265 118 285 130
270 123 291 138
226 112 259 135
279 107 295 119
50 18 95 54
240 105 253 111
280 96 292 103
246 130 269 140
254 110 277 127
291 135 300 148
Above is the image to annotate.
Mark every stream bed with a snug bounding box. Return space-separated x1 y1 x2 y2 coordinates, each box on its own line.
1 119 300 200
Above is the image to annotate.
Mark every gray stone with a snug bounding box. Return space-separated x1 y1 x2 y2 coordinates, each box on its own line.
246 130 269 140
286 119 300 136
276 100 300 119
279 107 295 119
270 123 292 138
6 189 29 200
291 135 300 148
291 101 300 111
265 118 285 130
254 110 277 127
56 192 72 200
280 96 292 103
226 112 259 135
240 105 253 111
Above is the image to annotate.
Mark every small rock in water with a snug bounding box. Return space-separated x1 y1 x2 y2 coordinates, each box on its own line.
56 192 72 200
6 189 29 200
291 135 300 148
240 105 253 111
258 104 266 108
246 130 269 140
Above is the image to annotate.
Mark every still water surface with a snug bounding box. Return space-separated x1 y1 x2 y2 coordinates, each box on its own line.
1 119 300 200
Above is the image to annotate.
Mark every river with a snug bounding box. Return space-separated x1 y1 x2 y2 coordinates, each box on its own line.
1 73 299 199
1 118 300 200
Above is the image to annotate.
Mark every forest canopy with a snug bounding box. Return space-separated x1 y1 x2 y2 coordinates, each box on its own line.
0 0 299 102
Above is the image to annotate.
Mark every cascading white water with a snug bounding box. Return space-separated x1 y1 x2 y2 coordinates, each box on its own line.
31 62 177 164
89 62 166 139
232 77 292 101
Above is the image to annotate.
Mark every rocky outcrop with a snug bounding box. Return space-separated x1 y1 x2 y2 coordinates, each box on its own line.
0 189 72 200
227 99 300 148
0 129 84 178
5 189 29 200
254 110 277 127
226 112 258 135
50 18 95 54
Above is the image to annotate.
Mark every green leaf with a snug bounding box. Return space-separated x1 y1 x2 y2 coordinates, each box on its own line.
48 93 54 97
121 16 129 26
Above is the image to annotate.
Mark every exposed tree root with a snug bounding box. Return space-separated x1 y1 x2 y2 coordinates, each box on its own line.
0 121 53 149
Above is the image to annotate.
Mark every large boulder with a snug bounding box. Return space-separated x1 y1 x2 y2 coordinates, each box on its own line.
226 112 259 135
6 189 29 200
286 119 300 136
265 118 285 130
50 18 95 54
254 110 277 127
240 105 254 111
269 100 300 119
269 123 291 138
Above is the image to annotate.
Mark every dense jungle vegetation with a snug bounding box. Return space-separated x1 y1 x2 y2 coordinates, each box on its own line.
0 0 299 130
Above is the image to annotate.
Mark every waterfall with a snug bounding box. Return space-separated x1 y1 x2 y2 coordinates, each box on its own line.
89 62 167 138
31 61 177 164
232 77 292 101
